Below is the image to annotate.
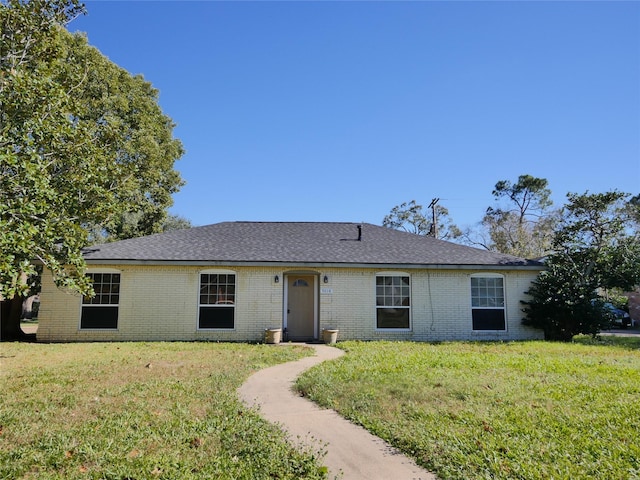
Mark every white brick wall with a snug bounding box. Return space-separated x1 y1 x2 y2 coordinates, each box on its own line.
318 268 542 342
37 265 543 342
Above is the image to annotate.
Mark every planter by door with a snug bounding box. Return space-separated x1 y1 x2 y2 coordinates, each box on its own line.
265 328 282 344
322 328 339 345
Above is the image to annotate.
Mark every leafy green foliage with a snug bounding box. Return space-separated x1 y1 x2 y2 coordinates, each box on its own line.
492 175 552 215
162 213 193 232
523 191 640 340
0 0 183 303
297 340 640 480
0 342 327 479
481 174 557 257
382 199 461 240
58 32 184 241
627 193 640 227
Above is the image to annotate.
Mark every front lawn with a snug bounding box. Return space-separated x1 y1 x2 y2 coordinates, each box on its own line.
0 342 326 479
296 338 640 480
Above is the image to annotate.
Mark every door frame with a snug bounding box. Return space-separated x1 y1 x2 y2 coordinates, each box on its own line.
283 272 318 340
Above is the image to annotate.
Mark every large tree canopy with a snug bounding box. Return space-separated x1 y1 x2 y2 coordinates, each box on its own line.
59 31 184 241
482 174 557 258
1 0 184 338
522 191 640 341
382 199 461 241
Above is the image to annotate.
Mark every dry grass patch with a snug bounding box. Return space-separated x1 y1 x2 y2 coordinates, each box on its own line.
1 342 327 479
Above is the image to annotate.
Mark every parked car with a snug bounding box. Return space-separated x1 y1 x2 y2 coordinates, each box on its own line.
603 302 632 329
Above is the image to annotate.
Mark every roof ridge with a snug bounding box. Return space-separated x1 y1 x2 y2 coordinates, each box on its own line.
228 221 364 224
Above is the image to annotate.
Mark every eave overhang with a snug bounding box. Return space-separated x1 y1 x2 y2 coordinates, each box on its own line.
84 259 545 271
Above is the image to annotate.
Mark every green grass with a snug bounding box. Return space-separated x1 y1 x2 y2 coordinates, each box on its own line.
296 338 640 480
0 342 327 480
19 319 38 324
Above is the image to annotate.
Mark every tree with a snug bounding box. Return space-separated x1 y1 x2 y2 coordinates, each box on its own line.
627 193 640 227
382 200 461 241
58 31 184 240
522 191 640 341
0 0 184 340
87 212 193 245
162 214 193 232
481 174 557 258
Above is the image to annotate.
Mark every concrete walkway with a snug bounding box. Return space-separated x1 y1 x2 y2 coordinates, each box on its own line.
238 343 436 479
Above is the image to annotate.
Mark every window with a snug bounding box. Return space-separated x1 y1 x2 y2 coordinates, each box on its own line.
471 275 506 330
199 273 235 329
376 274 410 329
81 273 120 329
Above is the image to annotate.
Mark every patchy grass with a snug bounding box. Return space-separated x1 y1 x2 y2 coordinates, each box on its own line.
574 333 640 350
0 342 327 479
296 339 640 480
19 319 38 325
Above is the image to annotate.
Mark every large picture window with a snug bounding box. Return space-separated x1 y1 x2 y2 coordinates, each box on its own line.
376 274 410 329
471 275 506 330
199 273 235 329
81 273 120 329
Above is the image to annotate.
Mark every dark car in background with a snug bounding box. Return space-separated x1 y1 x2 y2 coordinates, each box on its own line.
603 302 632 329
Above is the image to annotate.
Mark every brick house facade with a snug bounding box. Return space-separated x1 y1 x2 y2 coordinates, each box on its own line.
37 222 544 343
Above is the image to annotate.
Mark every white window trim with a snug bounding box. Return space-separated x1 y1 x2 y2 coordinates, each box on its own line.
375 272 412 332
470 273 507 332
79 269 121 331
197 269 237 331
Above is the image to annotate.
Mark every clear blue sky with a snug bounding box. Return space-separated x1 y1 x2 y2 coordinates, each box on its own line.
70 1 640 229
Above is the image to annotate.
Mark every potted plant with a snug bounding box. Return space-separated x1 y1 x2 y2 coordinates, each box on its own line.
265 327 282 344
322 327 339 345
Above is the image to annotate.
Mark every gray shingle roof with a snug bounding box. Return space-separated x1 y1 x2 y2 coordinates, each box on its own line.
83 222 542 269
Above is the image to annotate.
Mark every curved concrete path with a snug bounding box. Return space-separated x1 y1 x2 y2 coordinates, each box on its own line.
238 344 436 479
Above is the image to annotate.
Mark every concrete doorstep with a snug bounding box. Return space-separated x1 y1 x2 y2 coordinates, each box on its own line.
238 343 437 480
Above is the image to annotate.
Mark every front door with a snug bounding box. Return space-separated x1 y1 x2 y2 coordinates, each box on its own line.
286 275 316 340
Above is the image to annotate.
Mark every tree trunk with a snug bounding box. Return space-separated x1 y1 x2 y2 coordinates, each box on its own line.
1 296 30 341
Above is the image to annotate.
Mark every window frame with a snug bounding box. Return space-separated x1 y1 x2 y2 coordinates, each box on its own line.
470 273 507 331
79 269 121 330
197 269 237 330
375 272 411 331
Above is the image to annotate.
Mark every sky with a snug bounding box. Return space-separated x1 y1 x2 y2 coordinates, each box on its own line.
70 1 640 230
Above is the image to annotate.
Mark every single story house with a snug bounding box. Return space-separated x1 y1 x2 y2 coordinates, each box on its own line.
37 222 545 342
